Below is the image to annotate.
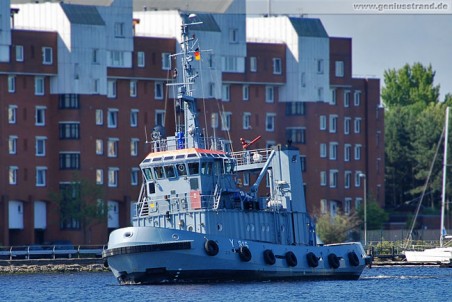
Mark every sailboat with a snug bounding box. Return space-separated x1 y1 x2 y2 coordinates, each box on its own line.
404 107 452 264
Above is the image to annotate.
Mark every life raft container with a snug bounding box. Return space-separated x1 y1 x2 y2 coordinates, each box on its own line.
328 253 340 269
348 251 360 266
285 251 297 267
306 252 319 268
263 249 276 265
204 239 219 256
238 246 252 262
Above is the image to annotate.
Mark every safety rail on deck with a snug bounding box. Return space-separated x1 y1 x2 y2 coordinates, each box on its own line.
0 245 106 260
136 193 219 217
231 148 271 167
148 136 229 153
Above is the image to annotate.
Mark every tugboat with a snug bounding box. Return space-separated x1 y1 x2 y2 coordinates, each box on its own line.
103 14 370 284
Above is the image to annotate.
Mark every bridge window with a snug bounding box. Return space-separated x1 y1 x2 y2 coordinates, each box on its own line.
164 165 176 178
143 168 153 181
188 162 199 175
154 166 165 179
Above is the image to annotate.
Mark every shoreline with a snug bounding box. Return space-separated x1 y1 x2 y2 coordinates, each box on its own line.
1 258 449 274
0 258 110 274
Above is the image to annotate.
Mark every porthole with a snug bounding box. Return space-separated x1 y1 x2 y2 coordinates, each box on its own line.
172 234 179 240
217 224 223 232
124 231 133 238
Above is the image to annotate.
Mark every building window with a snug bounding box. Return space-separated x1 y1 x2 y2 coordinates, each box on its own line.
108 51 125 67
243 112 251 130
301 72 306 87
59 123 80 139
130 109 138 127
229 28 238 43
317 59 324 74
162 52 171 70
265 86 274 103
320 143 327 158
329 142 338 160
273 58 282 74
242 85 249 101
155 82 164 99
96 169 103 185
131 138 139 156
250 57 257 72
155 110 165 127
9 166 18 185
344 171 351 189
331 89 337 105
108 167 119 187
286 128 306 144
130 80 137 97
265 113 276 132
285 102 305 116
8 105 17 124
344 91 350 107
329 170 338 188
15 45 24 62
107 109 118 128
355 144 362 160
355 172 363 187
35 106 46 126
35 136 46 157
318 87 324 101
9 136 17 154
92 49 100 64
222 84 230 101
96 139 103 155
320 199 328 214
243 173 250 186
59 153 81 170
221 112 232 131
320 171 327 186
59 94 80 109
344 117 351 135
114 22 125 37
137 51 145 67
96 109 103 125
42 47 53 64
320 115 327 130
354 91 361 106
35 77 45 95
131 168 140 186
329 115 337 133
208 83 215 98
344 198 352 215
335 61 344 77
344 144 351 162
8 76 15 93
107 80 117 98
107 138 119 157
354 118 362 133
93 79 100 94
36 167 47 187
211 113 219 129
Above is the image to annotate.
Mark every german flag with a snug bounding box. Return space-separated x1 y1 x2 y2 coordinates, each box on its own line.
194 48 201 61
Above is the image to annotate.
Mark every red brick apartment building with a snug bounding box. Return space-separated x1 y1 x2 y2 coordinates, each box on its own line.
0 9 384 246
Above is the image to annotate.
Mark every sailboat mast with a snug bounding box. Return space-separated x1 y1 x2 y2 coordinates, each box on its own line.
440 107 449 247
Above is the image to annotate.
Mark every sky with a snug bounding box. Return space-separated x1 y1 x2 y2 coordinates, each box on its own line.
246 0 452 100
315 14 452 100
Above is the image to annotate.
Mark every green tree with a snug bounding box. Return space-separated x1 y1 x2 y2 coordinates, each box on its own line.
316 212 359 244
382 63 439 109
356 200 388 230
50 174 107 244
383 63 450 210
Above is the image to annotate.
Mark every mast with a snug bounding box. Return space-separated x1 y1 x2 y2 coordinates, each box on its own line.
440 106 449 247
174 14 204 149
